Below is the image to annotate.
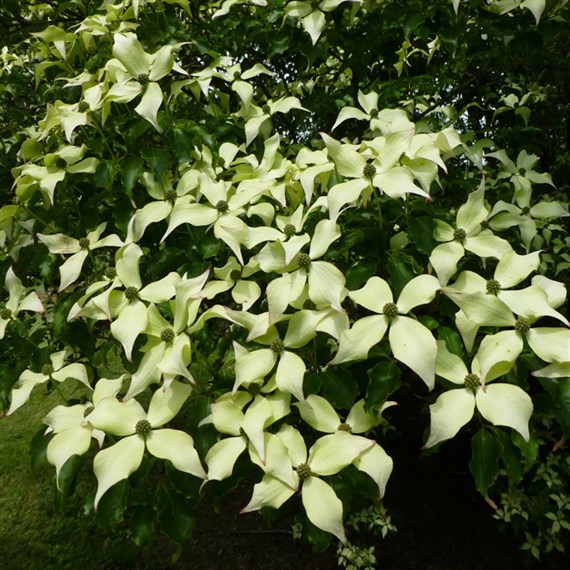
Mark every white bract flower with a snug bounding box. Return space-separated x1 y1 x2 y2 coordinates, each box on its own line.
86 380 206 508
192 56 272 110
43 376 125 487
444 281 569 365
162 173 281 263
8 350 90 415
443 250 542 350
38 222 123 291
213 256 261 310
285 0 361 45
103 33 187 131
330 275 441 390
242 425 374 543
204 389 290 478
322 133 429 221
425 340 533 448
332 91 415 134
429 181 512 285
0 267 44 339
256 218 346 317
296 395 394 497
13 144 99 205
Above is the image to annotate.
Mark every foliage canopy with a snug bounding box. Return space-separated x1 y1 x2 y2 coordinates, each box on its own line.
1 0 569 562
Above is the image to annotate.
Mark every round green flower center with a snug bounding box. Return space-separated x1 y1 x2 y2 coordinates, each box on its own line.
337 422 352 433
486 279 501 295
55 157 67 170
247 383 261 396
296 463 312 480
453 228 467 242
42 364 54 376
283 224 296 239
302 299 316 310
515 316 531 333
522 206 531 214
369 108 379 118
124 286 139 301
362 163 377 179
78 101 89 113
233 71 241 80
464 373 481 392
161 327 175 343
383 302 398 320
271 339 285 353
104 267 117 280
165 189 178 202
136 73 149 85
0 308 12 320
519 168 526 176
262 104 271 115
135 419 152 437
480 219 490 229
78 237 90 250
297 253 311 269
229 269 242 281
217 156 226 168
216 200 229 213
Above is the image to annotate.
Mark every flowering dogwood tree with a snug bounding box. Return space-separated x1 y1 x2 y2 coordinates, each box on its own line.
1 0 568 563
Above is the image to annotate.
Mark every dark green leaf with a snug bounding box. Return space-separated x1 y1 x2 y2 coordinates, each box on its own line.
93 160 115 190
96 480 129 529
314 367 359 410
122 157 144 199
131 505 155 546
57 454 83 496
345 263 376 290
438 326 464 357
407 216 437 255
158 489 194 544
490 428 524 485
142 147 171 183
30 426 52 471
366 360 401 409
469 428 501 499
387 252 421 296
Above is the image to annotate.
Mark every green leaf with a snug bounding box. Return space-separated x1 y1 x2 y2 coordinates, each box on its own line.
57 454 83 497
366 360 401 408
94 160 115 190
438 326 464 357
142 147 171 183
96 480 129 530
158 489 195 544
345 263 376 290
552 378 570 439
30 426 51 471
511 430 538 473
387 252 421 297
490 428 523 485
314 367 359 410
407 216 437 255
132 505 155 546
122 157 144 199
469 428 501 499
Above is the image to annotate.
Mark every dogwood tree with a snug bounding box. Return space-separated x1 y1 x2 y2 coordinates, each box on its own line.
1 0 568 562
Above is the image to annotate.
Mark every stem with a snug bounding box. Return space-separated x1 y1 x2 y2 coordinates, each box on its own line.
21 204 55 231
374 191 384 230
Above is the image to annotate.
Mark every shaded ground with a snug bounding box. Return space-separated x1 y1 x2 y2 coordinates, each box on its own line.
1 389 568 570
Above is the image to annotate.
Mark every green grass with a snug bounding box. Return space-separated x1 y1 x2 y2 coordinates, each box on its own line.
0 390 153 570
